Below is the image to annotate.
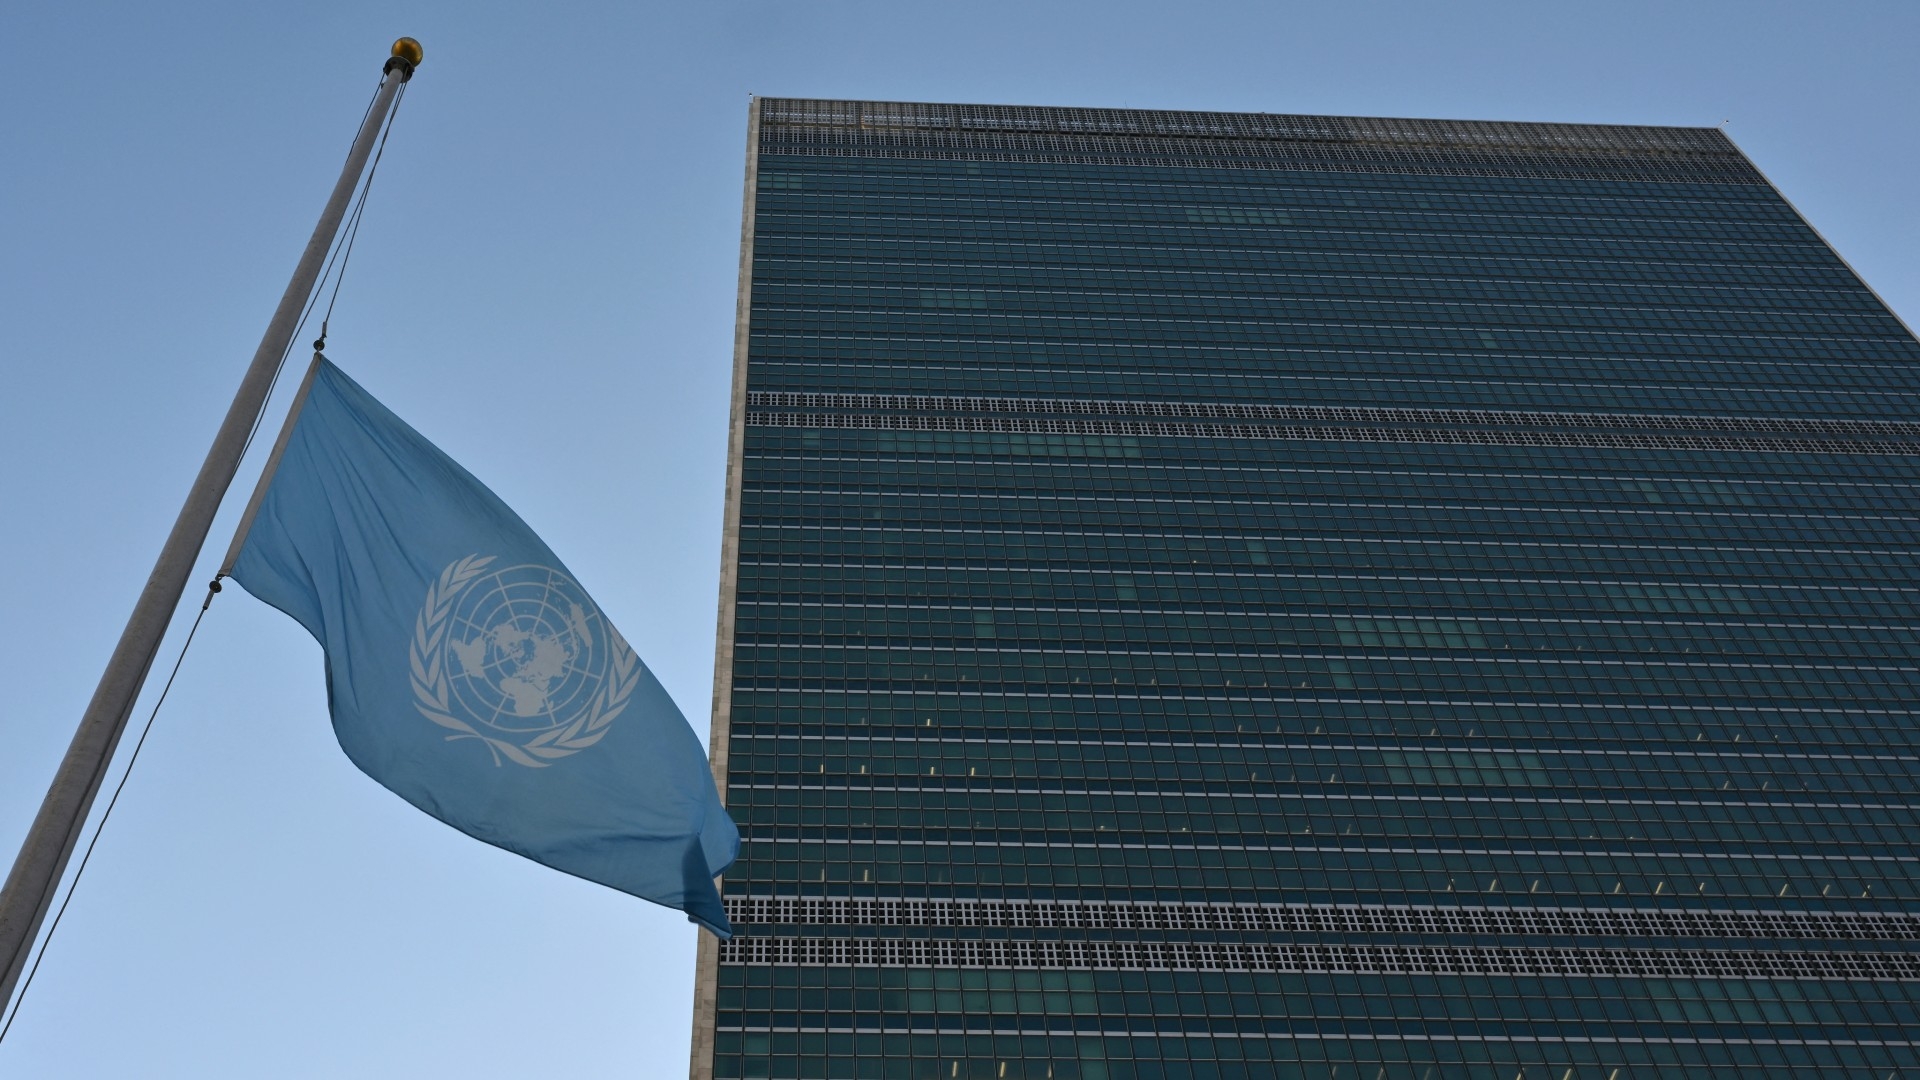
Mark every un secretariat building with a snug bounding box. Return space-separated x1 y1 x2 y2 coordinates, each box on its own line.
688 98 1920 1080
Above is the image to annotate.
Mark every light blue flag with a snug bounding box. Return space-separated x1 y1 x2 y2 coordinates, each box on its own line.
224 357 737 936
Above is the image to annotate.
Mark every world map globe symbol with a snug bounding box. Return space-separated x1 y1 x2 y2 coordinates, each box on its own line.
442 564 608 735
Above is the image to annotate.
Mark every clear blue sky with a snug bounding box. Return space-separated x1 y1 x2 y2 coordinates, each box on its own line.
2 1 1915 1075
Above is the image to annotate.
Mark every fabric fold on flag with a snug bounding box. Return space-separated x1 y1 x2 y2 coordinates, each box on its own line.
226 357 737 936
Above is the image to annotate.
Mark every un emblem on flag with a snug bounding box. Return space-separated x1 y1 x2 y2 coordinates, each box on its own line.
410 555 640 767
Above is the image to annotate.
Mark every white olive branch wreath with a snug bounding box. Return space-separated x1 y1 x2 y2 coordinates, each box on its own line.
409 554 639 768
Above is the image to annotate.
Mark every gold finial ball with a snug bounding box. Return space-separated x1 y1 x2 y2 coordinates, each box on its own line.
391 37 424 66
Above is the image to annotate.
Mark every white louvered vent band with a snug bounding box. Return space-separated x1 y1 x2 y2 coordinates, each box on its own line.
718 936 1920 980
728 897 1920 942
746 410 1920 456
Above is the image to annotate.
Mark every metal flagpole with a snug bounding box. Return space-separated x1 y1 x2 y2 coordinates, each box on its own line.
0 38 424 1013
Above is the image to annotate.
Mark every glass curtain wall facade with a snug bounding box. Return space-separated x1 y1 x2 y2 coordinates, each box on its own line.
690 99 1920 1080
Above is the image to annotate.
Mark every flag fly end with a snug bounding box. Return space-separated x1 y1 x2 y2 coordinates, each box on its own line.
227 359 739 936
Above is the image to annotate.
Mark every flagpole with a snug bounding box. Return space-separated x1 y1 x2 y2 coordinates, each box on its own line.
0 38 424 1013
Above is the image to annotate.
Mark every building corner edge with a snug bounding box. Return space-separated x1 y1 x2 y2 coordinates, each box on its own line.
688 93 761 1080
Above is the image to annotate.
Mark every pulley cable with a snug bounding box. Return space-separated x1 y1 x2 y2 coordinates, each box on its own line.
0 586 219 1046
315 80 408 354
242 71 405 463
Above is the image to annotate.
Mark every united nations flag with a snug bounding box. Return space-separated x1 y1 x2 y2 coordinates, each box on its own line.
223 357 737 936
